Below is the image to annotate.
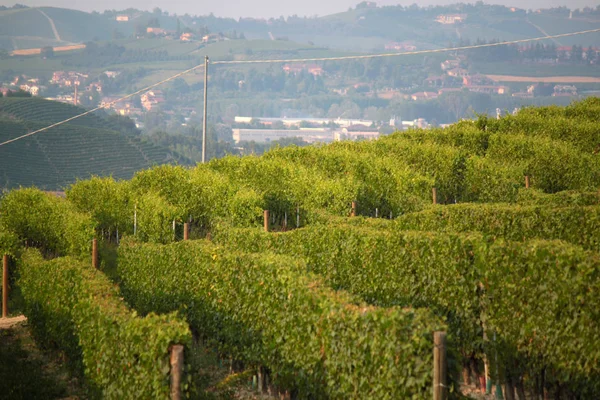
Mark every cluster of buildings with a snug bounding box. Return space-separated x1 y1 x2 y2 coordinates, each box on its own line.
51 71 88 87
97 89 166 118
435 14 467 24
512 84 578 98
282 64 325 77
412 59 512 100
232 126 384 144
0 76 42 97
384 42 417 52
143 27 226 43
140 90 165 111
234 116 374 129
231 115 430 144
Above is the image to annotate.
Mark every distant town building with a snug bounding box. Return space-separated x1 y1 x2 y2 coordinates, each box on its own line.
553 85 577 96
202 33 225 43
384 42 417 52
147 27 167 35
51 71 87 87
180 32 195 42
435 14 467 24
437 88 463 95
336 126 379 141
424 76 446 87
446 68 469 78
467 85 509 95
411 92 439 101
116 15 130 22
19 84 40 96
114 102 143 116
282 64 324 77
390 117 430 130
86 82 103 93
232 128 334 143
234 116 373 129
463 74 494 86
441 59 460 71
141 90 165 111
103 71 121 79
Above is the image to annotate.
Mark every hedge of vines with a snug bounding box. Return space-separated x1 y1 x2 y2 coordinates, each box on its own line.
0 188 94 257
59 99 600 237
395 203 600 251
118 239 445 399
212 223 600 397
19 250 191 399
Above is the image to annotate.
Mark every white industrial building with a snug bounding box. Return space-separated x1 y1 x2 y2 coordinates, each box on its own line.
232 128 335 144
234 116 374 129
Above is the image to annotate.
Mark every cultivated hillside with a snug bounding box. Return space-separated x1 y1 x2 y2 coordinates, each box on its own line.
0 98 188 190
1 4 599 53
0 7 119 51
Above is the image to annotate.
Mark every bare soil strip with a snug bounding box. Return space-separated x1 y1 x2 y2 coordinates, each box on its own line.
0 315 27 329
11 44 85 56
486 75 600 83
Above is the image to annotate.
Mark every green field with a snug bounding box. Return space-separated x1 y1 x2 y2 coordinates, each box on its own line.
527 14 600 47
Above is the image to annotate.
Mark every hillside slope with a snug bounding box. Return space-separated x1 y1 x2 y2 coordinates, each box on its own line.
0 98 188 190
0 7 116 51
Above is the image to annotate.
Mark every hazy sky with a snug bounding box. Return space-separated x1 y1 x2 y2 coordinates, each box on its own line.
10 0 600 19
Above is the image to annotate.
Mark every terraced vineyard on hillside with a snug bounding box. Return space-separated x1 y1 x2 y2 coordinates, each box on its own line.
0 98 187 190
1 98 599 399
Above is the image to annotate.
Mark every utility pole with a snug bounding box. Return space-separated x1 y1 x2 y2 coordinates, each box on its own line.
202 56 209 163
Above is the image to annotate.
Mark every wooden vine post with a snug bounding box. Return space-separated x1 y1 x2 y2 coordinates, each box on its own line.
351 201 357 217
433 331 447 400
263 210 270 232
183 223 189 241
432 188 438 205
170 344 184 400
525 175 530 189
2 254 8 318
92 238 98 269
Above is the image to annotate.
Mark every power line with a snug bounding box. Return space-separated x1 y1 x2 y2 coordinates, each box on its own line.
1 27 599 148
213 28 600 65
0 62 208 147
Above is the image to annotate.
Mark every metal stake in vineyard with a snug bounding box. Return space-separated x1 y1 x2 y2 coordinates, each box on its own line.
2 254 8 318
202 56 209 164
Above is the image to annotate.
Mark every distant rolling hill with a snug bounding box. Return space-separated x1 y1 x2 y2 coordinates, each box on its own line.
1 5 598 54
0 6 125 51
0 98 189 190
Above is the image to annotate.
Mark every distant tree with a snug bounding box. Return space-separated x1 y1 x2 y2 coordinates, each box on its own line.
6 89 31 98
106 114 140 136
147 18 160 28
356 1 374 9
40 46 54 58
134 24 146 37
111 29 125 40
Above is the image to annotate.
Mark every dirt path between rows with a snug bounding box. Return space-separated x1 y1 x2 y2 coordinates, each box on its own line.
0 315 27 329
